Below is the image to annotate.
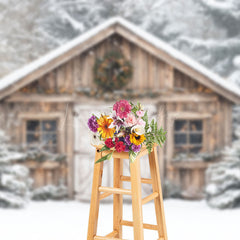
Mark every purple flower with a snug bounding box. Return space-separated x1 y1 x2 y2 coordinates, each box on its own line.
125 135 131 146
131 144 141 152
88 115 99 132
124 145 130 152
113 115 124 127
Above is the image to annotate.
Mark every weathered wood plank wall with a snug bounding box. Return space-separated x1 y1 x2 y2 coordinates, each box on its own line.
0 33 233 199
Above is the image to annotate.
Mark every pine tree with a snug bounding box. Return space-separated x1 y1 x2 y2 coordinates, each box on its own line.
0 131 32 208
205 139 240 209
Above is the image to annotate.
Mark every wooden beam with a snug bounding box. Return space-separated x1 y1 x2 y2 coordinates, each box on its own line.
120 220 158 231
94 236 127 240
18 112 64 119
87 152 104 240
129 157 144 240
105 230 118 238
66 103 74 198
168 112 212 119
6 94 74 103
142 192 159 205
157 93 218 102
99 192 112 200
168 161 210 170
5 92 219 104
120 176 152 184
98 186 132 195
113 157 123 238
157 103 166 187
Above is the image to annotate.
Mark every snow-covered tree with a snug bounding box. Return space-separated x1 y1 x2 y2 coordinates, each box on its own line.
0 130 32 208
206 98 240 209
176 0 240 87
205 109 240 210
1 0 240 86
32 184 68 201
0 0 218 77
205 143 240 209
233 105 240 141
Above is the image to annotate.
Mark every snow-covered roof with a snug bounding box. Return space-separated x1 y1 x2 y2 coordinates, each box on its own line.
0 17 240 103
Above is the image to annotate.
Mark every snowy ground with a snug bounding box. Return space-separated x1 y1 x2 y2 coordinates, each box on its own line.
0 199 239 240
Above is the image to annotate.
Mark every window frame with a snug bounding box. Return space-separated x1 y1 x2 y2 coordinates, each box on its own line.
26 119 58 153
19 113 65 154
174 119 203 155
167 112 211 162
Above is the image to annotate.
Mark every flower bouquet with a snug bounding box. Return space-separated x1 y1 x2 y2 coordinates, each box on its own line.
88 100 166 163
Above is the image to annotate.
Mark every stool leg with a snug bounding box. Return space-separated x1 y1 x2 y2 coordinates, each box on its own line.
87 151 104 240
113 158 123 238
149 147 168 240
130 157 144 240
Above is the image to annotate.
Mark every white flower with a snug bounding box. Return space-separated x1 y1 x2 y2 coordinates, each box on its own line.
131 125 145 135
90 131 102 146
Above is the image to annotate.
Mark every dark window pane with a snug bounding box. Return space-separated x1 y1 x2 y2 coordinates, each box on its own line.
42 133 57 145
27 120 39 131
190 120 202 131
26 119 58 153
42 120 57 131
190 134 202 144
174 133 187 145
174 120 187 132
27 133 40 144
189 146 202 153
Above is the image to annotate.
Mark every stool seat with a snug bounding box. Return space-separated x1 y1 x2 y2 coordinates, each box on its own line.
87 145 168 240
93 143 154 159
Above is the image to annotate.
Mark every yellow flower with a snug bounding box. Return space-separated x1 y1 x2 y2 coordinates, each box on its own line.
129 133 146 145
97 115 115 139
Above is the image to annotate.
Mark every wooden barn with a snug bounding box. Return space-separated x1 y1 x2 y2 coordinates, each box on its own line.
0 17 240 200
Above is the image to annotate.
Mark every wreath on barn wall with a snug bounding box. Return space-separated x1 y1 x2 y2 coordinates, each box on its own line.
93 51 133 92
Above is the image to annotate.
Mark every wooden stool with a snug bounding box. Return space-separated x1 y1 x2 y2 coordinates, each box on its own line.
87 145 168 240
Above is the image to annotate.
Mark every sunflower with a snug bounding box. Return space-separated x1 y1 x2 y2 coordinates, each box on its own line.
97 115 115 139
129 133 146 145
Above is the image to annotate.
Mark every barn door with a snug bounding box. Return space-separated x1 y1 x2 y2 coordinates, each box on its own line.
73 103 157 201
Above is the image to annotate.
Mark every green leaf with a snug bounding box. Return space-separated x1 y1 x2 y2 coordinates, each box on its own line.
142 110 148 122
95 152 113 164
99 145 110 152
129 151 138 163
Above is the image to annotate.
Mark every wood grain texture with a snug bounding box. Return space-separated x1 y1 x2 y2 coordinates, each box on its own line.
120 176 152 184
120 220 158 231
87 151 104 240
130 157 144 240
149 147 168 240
113 158 123 238
94 236 127 240
142 192 159 205
99 186 131 195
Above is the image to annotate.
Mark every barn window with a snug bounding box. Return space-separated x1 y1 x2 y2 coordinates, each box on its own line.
174 120 203 154
26 119 58 153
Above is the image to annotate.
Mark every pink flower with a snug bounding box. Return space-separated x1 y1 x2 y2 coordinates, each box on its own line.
113 100 132 119
125 113 137 127
137 118 146 127
136 110 145 117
